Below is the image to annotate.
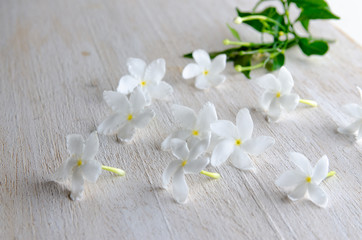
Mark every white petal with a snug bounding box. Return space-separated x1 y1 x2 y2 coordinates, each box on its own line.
289 152 312 176
207 74 226 87
210 120 238 139
53 157 77 182
127 58 146 79
81 160 102 183
192 49 211 68
275 170 305 188
230 148 254 170
172 168 188 204
260 91 275 110
67 134 84 156
358 86 362 101
312 155 329 185
195 75 210 90
170 139 189 160
162 161 182 188
278 66 294 94
308 184 328 207
82 132 99 161
97 113 125 135
117 75 139 94
184 156 209 174
103 91 130 113
236 108 253 141
267 98 282 121
280 94 300 111
182 63 202 79
210 139 234 166
337 120 362 135
288 183 308 201
241 136 275 155
161 130 191 151
129 87 146 114
171 104 197 129
255 74 280 91
357 126 362 140
188 139 209 161
342 103 362 118
196 102 218 132
209 54 226 75
148 81 174 100
133 108 155 128
116 123 136 142
70 168 84 201
144 58 166 84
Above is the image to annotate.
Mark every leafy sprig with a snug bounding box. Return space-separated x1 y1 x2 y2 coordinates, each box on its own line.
184 0 339 78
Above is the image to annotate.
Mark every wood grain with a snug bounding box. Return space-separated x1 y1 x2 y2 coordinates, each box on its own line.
0 0 361 239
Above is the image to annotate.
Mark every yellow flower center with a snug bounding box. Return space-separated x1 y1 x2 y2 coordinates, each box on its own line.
305 176 312 183
276 92 281 98
127 114 133 121
203 70 209 75
192 130 199 136
77 159 83 166
181 160 187 167
141 81 146 86
235 139 242 146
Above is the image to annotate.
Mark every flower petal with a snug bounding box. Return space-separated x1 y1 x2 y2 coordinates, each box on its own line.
358 86 362 101
289 152 312 176
97 113 126 135
82 132 99 161
236 108 253 141
148 81 174 100
210 139 234 166
171 104 197 129
357 126 362 140
267 98 282 121
116 123 136 142
312 155 329 185
133 108 155 128
53 157 77 182
129 87 146 114
127 58 146 79
70 168 84 201
117 75 139 94
67 134 84 156
260 91 275 110
275 170 305 188
280 93 300 111
162 160 182 188
255 74 280 91
172 168 188 204
170 139 189 160
209 54 226 75
337 120 362 135
103 91 130 113
210 120 238 139
192 49 211 68
230 148 254 170
195 75 210 90
81 160 102 183
241 136 275 155
184 156 209 174
196 102 218 132
144 58 166 84
308 184 328 207
182 63 202 79
207 74 226 87
188 139 209 161
161 130 191 151
342 103 362 118
278 66 294 94
288 183 308 201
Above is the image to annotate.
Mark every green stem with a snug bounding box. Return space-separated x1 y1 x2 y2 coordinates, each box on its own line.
299 99 318 107
326 171 336 178
234 15 286 31
200 170 221 179
224 39 253 46
235 62 265 72
101 165 126 176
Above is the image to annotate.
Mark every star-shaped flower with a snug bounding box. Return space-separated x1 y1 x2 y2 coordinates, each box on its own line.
161 102 217 151
117 58 173 105
275 152 333 208
162 139 209 203
98 87 155 142
337 87 362 141
256 66 301 121
54 132 102 201
210 108 275 170
182 49 227 90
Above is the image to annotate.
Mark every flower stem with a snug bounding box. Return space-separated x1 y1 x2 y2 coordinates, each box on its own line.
101 165 125 176
235 62 265 72
223 39 253 46
326 171 336 178
299 99 318 107
200 170 221 179
234 15 286 30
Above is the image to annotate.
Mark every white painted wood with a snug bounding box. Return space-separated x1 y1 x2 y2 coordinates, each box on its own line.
0 0 361 239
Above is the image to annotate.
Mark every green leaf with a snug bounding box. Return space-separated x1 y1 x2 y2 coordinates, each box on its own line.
298 8 339 20
266 53 285 71
288 0 328 8
183 52 193 58
300 18 310 31
227 24 241 41
232 54 252 79
298 38 329 56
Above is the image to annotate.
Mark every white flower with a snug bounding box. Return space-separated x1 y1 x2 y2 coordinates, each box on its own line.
54 132 102 201
98 87 155 142
182 49 227 90
337 87 362 141
210 108 274 170
117 58 173 105
255 66 300 121
162 139 209 203
161 102 217 151
275 152 331 208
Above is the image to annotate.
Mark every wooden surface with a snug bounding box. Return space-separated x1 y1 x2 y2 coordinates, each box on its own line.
1 0 361 239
